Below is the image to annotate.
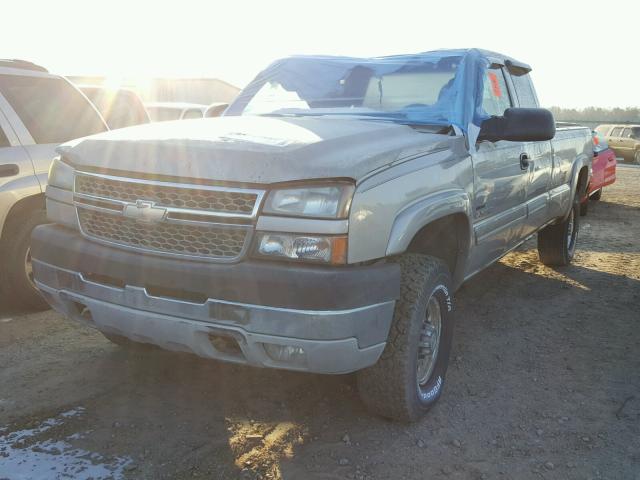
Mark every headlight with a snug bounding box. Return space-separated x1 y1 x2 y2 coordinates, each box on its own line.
254 233 347 264
48 156 74 191
263 183 354 219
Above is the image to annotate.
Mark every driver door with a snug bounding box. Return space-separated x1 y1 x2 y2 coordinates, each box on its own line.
468 65 528 274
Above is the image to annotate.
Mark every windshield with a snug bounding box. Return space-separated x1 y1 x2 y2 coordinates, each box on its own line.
227 53 481 129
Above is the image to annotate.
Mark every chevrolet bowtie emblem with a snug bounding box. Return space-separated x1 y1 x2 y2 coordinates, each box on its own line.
123 200 167 223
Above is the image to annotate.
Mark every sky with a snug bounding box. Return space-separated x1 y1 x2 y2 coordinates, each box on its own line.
2 0 638 109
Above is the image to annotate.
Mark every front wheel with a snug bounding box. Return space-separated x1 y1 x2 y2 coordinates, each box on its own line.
537 194 580 266
589 189 602 201
357 254 454 422
0 209 49 310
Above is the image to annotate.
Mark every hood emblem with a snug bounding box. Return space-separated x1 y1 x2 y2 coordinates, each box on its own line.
123 200 167 224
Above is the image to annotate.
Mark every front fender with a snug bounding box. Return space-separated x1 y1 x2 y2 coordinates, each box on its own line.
0 174 43 237
386 189 472 256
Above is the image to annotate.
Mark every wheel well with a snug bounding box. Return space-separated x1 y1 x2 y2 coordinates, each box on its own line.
576 166 589 197
0 194 45 241
406 213 469 287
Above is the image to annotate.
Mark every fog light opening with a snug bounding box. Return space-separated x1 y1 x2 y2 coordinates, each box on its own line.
68 300 94 325
79 306 93 322
263 343 307 366
209 334 244 358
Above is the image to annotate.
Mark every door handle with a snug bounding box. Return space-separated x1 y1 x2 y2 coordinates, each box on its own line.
0 164 19 178
519 153 530 170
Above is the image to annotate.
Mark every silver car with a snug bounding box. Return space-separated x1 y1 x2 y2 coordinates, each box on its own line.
0 59 107 308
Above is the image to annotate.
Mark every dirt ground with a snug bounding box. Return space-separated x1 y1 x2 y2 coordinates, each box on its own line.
1 167 639 480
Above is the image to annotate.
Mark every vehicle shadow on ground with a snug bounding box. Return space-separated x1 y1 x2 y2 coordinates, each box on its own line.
2 248 639 479
587 199 639 218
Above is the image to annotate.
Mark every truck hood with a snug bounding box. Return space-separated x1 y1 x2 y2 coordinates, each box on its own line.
61 116 461 185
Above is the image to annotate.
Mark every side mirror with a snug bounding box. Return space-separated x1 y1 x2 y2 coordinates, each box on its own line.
478 107 556 142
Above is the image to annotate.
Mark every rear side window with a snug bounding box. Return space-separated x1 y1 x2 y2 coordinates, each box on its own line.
481 67 512 116
0 127 9 147
510 73 538 108
632 127 640 140
0 75 107 144
83 89 149 129
610 127 624 137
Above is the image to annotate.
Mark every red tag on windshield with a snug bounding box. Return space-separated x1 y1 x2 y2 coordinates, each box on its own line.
488 72 502 97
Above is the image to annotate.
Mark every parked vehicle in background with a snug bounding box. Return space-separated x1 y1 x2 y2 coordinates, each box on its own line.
145 102 208 121
33 49 591 421
0 59 107 309
580 131 616 215
204 102 229 118
595 124 640 164
79 85 150 130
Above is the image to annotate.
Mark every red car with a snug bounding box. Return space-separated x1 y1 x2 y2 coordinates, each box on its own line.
581 131 616 215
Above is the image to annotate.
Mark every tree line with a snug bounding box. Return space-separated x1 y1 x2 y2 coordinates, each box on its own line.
548 106 640 124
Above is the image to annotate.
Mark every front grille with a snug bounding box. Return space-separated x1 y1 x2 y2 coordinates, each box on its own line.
75 174 258 215
78 208 248 259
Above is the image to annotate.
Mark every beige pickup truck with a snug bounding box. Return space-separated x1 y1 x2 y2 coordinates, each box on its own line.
32 49 591 421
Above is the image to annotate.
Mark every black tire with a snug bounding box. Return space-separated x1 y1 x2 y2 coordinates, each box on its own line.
589 189 602 201
357 254 454 422
0 209 49 310
634 150 640 165
537 194 580 266
579 198 588 216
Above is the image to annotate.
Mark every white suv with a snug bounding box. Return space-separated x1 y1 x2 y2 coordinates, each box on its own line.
0 59 107 309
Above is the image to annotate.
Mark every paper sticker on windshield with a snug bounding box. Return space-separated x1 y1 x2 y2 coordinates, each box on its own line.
488 72 502 98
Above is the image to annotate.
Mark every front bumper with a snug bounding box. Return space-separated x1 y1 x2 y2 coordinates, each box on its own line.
32 225 400 374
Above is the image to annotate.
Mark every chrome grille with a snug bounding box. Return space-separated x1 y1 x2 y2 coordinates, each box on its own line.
75 174 258 215
74 172 264 262
78 209 248 259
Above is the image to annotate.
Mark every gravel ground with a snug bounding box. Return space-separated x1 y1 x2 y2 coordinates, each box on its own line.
1 166 639 480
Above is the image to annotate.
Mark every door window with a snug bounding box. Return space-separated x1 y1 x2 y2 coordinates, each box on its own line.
510 73 538 108
481 67 512 116
610 127 624 137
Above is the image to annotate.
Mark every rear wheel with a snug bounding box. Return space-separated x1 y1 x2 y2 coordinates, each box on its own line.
634 150 640 165
538 194 580 266
357 254 454 422
0 209 49 310
579 198 588 216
